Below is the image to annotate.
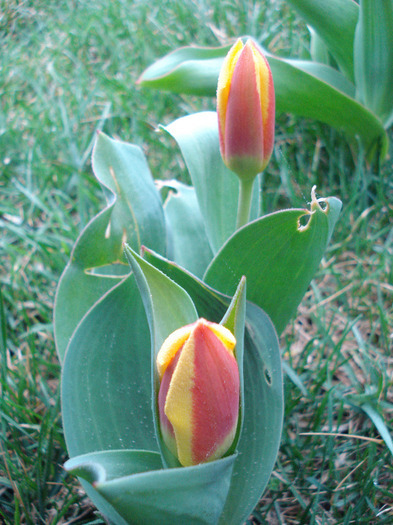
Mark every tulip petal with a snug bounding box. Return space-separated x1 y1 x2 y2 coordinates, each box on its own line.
158 350 181 457
217 39 244 159
191 321 239 464
163 319 239 466
156 323 193 379
224 42 265 177
217 39 275 179
164 332 196 466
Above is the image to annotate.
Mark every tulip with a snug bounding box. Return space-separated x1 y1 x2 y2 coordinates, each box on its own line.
157 318 239 467
217 38 275 180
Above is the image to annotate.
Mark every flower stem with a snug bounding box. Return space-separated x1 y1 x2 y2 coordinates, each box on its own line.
236 178 255 229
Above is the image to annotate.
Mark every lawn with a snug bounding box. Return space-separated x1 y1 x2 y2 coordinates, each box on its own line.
1 0 392 523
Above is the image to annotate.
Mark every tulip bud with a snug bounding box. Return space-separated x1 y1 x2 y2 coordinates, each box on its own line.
217 38 275 180
157 319 239 467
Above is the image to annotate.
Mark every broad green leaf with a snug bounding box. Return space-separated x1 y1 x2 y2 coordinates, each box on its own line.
309 26 333 66
68 449 236 525
137 44 232 96
354 0 393 128
139 250 283 524
124 245 198 357
163 112 260 254
218 277 247 455
65 449 163 483
204 190 342 335
285 0 359 81
124 245 198 467
220 300 282 525
61 276 157 458
54 132 166 361
284 58 355 98
163 180 213 277
140 46 388 159
61 276 157 524
268 55 388 159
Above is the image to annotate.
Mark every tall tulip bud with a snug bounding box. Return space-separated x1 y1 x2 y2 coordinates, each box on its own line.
217 38 275 181
157 319 239 467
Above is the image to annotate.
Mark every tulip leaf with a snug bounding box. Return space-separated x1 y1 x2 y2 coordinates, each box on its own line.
138 250 283 524
219 276 247 454
284 58 355 98
163 180 213 277
68 450 237 525
285 0 359 82
137 44 232 96
204 189 342 335
124 245 198 468
309 26 333 66
54 132 166 361
266 55 388 159
220 300 282 525
141 47 388 159
354 0 393 128
163 112 260 254
65 449 164 483
124 245 198 355
61 276 157 458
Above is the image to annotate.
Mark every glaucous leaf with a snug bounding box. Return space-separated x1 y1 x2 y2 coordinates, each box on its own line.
61 276 156 458
54 132 166 361
204 189 342 335
140 47 388 159
163 180 213 277
137 44 232 96
163 112 260 254
139 250 283 524
67 449 237 525
124 245 198 467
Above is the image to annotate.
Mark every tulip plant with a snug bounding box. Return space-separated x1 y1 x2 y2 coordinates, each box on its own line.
137 0 393 162
56 39 341 524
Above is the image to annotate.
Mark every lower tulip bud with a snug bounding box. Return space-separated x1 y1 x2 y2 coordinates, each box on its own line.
157 319 239 467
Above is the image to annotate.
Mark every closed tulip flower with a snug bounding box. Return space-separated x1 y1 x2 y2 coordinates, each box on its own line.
217 38 275 180
157 318 239 467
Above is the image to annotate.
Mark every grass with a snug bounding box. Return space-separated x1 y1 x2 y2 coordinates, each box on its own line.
1 0 392 523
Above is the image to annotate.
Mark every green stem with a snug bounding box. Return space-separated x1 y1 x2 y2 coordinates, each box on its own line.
236 178 255 229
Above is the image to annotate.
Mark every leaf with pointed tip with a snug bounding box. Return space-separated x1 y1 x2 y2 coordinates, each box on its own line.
285 0 359 82
354 0 393 128
135 250 283 524
54 132 166 361
61 276 156 458
140 46 388 159
163 112 260 254
67 449 237 525
124 245 198 358
204 191 342 335
137 44 232 95
124 245 198 467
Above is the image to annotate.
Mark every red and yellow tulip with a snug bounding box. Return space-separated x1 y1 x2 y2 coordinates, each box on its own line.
157 318 239 467
217 39 275 180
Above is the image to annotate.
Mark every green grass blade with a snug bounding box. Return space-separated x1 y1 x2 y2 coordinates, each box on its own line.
361 404 393 458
